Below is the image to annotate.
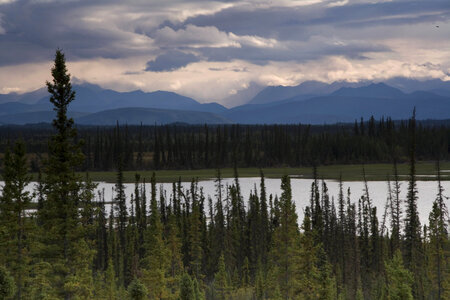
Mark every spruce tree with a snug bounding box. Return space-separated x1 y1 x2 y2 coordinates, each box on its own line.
104 258 118 300
180 273 195 300
127 278 148 300
189 184 203 278
403 109 424 298
0 266 15 299
390 161 402 254
259 171 270 265
270 175 301 299
385 250 414 300
40 49 95 299
0 141 32 299
214 253 230 300
427 162 450 299
114 157 127 286
141 173 169 298
166 210 183 298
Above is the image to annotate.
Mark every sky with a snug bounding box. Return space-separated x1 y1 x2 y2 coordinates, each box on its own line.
0 0 449 105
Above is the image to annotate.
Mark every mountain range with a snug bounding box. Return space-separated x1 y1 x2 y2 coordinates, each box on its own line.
1 78 450 125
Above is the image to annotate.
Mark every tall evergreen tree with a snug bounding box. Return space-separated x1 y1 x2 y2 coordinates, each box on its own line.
270 175 302 299
214 253 230 300
114 160 127 286
141 173 169 298
390 161 402 254
0 141 32 299
0 266 15 299
427 161 450 299
385 250 414 300
403 109 424 298
39 49 95 299
127 278 148 300
180 273 195 300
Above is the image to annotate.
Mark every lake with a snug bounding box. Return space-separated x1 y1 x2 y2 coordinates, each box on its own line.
2 177 448 225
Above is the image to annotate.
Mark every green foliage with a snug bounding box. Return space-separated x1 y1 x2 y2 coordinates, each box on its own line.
27 261 58 300
270 175 301 298
127 278 148 300
192 276 204 300
426 167 450 300
385 250 414 300
0 141 33 299
0 266 15 299
37 49 96 299
241 257 250 288
140 173 170 298
63 238 95 299
103 259 118 300
214 254 230 299
180 273 195 300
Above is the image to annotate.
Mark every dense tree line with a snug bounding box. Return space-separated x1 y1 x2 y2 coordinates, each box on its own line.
0 51 449 299
0 117 449 172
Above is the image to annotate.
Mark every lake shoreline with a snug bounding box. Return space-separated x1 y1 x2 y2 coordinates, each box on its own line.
12 161 449 183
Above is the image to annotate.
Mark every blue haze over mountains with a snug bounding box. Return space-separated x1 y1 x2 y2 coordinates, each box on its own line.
1 78 450 125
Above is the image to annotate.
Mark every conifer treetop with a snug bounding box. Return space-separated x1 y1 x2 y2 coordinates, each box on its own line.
46 49 76 133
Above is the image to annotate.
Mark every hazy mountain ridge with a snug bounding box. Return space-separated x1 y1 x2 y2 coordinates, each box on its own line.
224 84 450 124
75 107 231 125
248 80 367 105
1 79 450 125
0 84 227 114
0 111 88 125
248 78 450 105
0 108 230 125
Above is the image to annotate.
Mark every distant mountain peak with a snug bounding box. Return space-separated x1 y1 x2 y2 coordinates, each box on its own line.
332 82 404 98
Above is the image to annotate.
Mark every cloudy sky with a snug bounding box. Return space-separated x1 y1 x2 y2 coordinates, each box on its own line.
0 0 449 105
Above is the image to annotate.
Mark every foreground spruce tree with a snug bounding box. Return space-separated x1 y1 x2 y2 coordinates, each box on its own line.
180 273 195 300
39 49 94 299
270 175 302 298
385 250 414 300
403 109 424 298
0 141 32 299
127 278 148 300
427 162 450 299
0 266 15 299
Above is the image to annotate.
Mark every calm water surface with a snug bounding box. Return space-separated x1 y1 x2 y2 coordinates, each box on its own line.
2 177 448 224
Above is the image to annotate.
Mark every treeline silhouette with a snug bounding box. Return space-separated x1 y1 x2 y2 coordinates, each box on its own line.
0 116 449 172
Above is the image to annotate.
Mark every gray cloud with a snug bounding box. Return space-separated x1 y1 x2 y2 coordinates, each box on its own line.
0 0 444 65
0 0 155 65
197 38 389 65
182 1 450 36
146 50 200 72
0 0 449 100
0 0 447 66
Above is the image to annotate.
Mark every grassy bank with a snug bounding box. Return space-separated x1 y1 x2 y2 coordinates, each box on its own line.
3 162 446 183
62 161 450 183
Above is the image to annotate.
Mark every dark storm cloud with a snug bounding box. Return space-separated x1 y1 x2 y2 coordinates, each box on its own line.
0 0 150 66
180 0 450 39
145 50 200 72
0 0 448 67
144 0 449 66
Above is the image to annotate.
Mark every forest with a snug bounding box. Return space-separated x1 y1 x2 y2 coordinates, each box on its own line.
0 51 449 300
0 115 450 173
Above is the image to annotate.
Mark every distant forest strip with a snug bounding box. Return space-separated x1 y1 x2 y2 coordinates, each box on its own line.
0 117 449 172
